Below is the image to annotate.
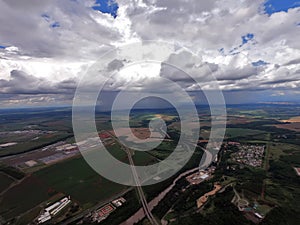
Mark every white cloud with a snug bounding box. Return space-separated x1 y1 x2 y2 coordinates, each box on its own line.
0 0 300 106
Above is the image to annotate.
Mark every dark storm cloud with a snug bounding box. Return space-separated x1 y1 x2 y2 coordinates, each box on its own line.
1 0 300 107
107 59 125 72
0 70 77 95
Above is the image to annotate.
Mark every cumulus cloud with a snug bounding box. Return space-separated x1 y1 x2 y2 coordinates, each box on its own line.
0 0 122 58
0 0 300 106
0 70 77 95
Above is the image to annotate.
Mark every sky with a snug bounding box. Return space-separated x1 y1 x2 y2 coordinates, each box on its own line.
0 0 299 108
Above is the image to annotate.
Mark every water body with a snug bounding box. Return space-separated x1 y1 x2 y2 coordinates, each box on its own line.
121 167 200 225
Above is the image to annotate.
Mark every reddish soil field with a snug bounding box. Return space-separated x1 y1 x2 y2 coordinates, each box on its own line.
274 122 300 131
227 116 255 125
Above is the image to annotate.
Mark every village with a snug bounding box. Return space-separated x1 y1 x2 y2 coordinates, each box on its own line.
231 144 265 168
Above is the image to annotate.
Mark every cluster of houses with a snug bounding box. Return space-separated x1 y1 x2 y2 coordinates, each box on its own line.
232 144 265 167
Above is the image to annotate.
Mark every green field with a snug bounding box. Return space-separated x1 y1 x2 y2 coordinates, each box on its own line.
238 109 268 117
105 142 160 166
34 156 127 208
0 106 300 224
268 142 300 160
147 141 176 160
106 143 128 163
132 151 159 166
0 132 72 157
0 172 15 192
225 128 266 139
0 175 50 220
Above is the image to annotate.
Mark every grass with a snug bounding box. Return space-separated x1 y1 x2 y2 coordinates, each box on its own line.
0 164 25 180
225 128 266 139
237 109 268 118
0 132 72 157
33 156 127 208
15 206 42 225
132 151 159 166
0 172 15 192
255 204 272 216
219 176 236 186
106 143 128 163
164 211 177 220
268 142 299 160
147 141 176 160
0 175 50 220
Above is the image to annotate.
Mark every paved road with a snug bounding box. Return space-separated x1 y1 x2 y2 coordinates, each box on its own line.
124 145 159 225
120 166 200 225
62 143 216 225
106 130 159 225
198 146 214 170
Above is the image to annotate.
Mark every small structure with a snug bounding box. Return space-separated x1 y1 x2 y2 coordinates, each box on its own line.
112 197 126 207
98 204 115 217
0 142 17 148
92 203 116 223
186 170 211 185
37 196 71 224
90 197 127 223
25 160 37 167
294 167 300 176
254 212 264 219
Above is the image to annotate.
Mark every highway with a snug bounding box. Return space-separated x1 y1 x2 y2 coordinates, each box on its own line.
121 166 200 224
123 145 159 225
106 130 159 225
198 146 214 170
63 130 215 225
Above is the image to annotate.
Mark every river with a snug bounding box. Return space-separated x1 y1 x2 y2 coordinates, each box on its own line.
120 167 200 225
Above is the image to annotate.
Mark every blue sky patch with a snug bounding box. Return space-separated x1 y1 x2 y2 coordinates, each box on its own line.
220 33 255 56
264 0 300 15
51 22 60 28
219 48 225 55
252 60 268 67
41 14 51 22
0 45 6 49
242 33 254 44
41 14 60 28
92 0 119 18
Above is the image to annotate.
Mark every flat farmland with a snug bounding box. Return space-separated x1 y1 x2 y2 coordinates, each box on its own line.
236 109 268 118
271 115 300 131
33 156 127 208
132 113 176 122
225 128 267 139
0 175 50 220
268 142 300 160
153 114 177 121
132 151 159 166
280 116 300 123
226 116 256 125
101 136 161 166
106 142 128 163
0 172 15 192
0 132 72 157
2 148 58 168
147 141 176 160
274 122 300 131
109 127 164 143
